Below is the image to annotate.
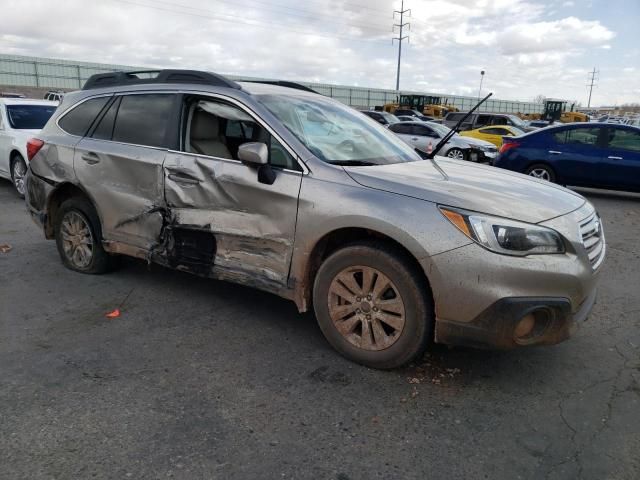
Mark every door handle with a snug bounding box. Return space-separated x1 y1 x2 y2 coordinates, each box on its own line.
608 156 623 160
411 137 419 141
168 173 201 185
80 152 100 164
548 150 562 155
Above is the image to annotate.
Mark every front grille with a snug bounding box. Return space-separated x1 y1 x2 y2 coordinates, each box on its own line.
579 213 605 270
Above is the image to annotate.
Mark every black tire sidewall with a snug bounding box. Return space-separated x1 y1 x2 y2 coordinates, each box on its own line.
313 244 432 369
54 197 110 274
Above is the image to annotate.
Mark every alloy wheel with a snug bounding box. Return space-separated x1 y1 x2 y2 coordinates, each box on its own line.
528 168 551 181
60 211 94 269
12 159 26 196
328 265 406 351
446 149 464 160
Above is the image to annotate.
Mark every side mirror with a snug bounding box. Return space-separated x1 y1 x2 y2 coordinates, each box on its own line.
238 142 268 166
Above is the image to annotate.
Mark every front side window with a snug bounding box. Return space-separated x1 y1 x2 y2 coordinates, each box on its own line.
112 94 175 148
7 104 57 130
414 125 437 137
258 94 421 166
481 127 502 135
59 97 109 136
607 128 640 153
183 98 299 171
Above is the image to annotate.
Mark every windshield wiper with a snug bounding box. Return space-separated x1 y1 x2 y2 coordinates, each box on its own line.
427 92 493 159
329 160 377 166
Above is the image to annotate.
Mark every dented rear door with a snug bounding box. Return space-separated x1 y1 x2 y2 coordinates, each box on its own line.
163 151 302 291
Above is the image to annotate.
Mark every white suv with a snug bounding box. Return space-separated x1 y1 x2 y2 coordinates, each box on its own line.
0 98 57 196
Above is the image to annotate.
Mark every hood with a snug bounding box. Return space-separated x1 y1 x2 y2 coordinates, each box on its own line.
344 157 585 224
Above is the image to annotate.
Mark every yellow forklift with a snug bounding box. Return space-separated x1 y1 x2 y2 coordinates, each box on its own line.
383 94 453 118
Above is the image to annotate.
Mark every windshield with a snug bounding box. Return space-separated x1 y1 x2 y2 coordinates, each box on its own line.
506 115 527 128
6 104 56 129
258 94 422 165
427 122 454 137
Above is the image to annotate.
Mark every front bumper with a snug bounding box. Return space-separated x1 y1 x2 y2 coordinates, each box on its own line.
468 147 497 163
434 289 597 349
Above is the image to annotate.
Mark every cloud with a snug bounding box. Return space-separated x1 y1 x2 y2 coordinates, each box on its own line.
0 0 635 105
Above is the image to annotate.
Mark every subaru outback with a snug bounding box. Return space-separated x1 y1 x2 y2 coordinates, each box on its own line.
24 70 605 369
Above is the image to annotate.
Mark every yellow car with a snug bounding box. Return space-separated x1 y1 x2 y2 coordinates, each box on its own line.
460 125 526 148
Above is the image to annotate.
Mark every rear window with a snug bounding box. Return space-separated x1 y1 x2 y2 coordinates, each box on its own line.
59 97 110 136
6 104 57 130
111 94 175 148
446 112 466 122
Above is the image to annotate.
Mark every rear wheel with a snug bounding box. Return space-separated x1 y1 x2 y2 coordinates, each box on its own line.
54 197 114 274
446 148 465 160
526 163 556 183
10 154 27 198
313 243 432 369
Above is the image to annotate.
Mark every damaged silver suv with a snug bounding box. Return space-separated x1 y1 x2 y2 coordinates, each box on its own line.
25 70 605 369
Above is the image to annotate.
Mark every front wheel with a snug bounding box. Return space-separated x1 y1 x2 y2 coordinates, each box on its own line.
446 148 465 160
525 163 556 183
313 243 433 369
10 154 27 198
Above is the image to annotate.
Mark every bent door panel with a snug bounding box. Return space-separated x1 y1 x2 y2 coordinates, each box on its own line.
164 152 302 290
74 138 166 248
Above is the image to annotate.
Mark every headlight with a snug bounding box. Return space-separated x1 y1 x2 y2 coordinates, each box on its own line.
439 206 565 256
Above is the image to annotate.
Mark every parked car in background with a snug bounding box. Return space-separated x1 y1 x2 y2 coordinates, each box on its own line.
0 98 57 196
0 92 26 98
443 112 535 132
396 114 435 122
389 120 498 162
527 120 550 129
25 69 603 369
460 125 526 148
44 90 65 102
393 109 434 122
495 123 640 192
360 110 399 126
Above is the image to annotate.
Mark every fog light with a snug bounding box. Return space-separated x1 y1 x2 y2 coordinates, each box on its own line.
514 313 536 339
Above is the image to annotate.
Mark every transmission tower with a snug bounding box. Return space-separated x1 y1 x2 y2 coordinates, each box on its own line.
393 0 410 91
586 67 599 108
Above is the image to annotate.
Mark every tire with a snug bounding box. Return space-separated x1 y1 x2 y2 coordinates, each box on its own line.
54 197 114 274
525 163 556 183
446 148 465 160
10 154 27 198
313 242 433 369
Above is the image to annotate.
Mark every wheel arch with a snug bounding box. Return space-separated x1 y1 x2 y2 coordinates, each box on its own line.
293 226 434 316
44 182 100 239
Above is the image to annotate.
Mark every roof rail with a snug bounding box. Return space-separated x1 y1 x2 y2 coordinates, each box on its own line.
82 69 242 91
240 80 319 94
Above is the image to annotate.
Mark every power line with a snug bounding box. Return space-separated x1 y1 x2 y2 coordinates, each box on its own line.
586 67 599 108
109 0 393 46
393 0 410 91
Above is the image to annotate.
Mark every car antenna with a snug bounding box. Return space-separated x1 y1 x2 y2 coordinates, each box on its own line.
427 92 493 159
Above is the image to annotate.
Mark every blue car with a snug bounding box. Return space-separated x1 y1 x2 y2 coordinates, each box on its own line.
494 123 640 192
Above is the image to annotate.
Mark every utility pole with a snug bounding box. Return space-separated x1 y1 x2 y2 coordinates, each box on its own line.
478 70 485 101
393 0 410 91
586 67 599 108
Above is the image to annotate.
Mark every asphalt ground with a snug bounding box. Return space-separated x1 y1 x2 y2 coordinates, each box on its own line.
1 179 639 480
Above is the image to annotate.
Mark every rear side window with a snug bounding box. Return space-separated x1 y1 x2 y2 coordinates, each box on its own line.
59 97 110 136
608 128 640 152
112 94 175 148
389 123 412 134
91 97 121 141
553 128 600 146
475 115 492 127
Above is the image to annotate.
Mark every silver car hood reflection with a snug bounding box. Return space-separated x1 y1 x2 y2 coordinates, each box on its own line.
344 157 585 223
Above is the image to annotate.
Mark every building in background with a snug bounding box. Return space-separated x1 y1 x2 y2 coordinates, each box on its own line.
0 53 543 114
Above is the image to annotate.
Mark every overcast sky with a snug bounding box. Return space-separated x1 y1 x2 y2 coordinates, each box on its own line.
1 0 638 105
